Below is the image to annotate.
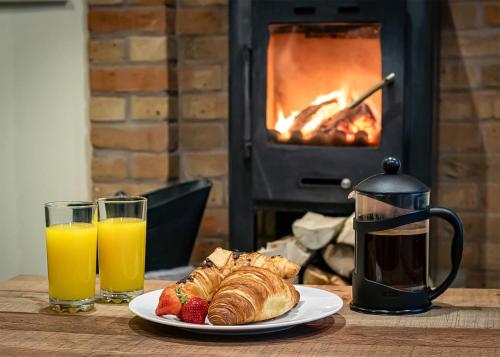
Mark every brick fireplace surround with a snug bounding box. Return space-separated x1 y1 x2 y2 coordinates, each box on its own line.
88 0 500 287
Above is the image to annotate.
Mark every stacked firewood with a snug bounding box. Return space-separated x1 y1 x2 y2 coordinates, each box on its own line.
258 212 355 285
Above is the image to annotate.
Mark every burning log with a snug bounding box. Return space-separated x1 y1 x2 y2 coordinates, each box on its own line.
303 265 349 286
354 130 369 146
322 243 354 279
269 99 377 147
304 130 347 146
305 132 331 146
331 130 347 145
319 103 374 133
270 74 392 146
294 101 377 146
267 129 281 142
288 130 303 144
289 98 339 132
292 212 346 250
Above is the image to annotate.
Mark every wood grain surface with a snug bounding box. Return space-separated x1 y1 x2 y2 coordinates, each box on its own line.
1 275 500 356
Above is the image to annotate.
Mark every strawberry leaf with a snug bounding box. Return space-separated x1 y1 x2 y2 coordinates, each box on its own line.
175 288 189 304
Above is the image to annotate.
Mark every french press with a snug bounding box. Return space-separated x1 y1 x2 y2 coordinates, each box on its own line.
350 157 463 314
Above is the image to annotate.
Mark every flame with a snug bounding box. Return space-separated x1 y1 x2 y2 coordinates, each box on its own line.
274 108 299 140
302 88 348 136
271 86 380 146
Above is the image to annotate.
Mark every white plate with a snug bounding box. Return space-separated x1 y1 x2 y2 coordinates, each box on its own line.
129 286 343 335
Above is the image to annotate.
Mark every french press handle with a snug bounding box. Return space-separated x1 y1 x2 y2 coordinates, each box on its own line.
429 207 464 300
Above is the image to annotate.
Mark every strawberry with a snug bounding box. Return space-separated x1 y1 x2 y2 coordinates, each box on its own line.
179 297 209 324
155 287 183 316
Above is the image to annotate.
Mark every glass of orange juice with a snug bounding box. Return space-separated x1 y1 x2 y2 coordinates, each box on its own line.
97 196 147 303
44 202 97 312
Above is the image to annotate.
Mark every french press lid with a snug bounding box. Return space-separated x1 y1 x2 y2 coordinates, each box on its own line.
354 157 429 195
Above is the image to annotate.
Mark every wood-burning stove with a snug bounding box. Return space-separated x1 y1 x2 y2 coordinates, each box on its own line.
229 0 440 251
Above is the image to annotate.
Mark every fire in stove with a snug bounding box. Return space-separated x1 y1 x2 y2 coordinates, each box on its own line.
269 88 380 146
265 22 383 147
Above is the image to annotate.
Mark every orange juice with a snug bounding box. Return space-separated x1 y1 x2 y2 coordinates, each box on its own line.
45 223 97 301
97 217 146 293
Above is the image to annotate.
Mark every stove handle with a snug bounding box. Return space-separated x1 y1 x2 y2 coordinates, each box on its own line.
243 46 252 160
429 207 464 300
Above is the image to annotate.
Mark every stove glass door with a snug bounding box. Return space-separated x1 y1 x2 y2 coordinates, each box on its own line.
266 23 382 147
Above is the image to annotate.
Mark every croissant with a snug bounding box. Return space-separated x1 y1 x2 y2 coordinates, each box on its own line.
175 248 299 301
232 250 300 280
208 266 300 325
156 249 300 316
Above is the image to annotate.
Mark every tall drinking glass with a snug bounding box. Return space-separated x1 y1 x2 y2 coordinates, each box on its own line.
44 202 97 312
97 196 147 303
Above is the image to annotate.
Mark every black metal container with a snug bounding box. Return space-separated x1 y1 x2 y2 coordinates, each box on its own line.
350 157 463 314
143 179 212 271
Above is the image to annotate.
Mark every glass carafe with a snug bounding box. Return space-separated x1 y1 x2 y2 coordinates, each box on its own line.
352 191 429 290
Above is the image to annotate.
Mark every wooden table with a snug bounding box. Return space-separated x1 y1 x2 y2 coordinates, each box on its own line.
1 275 500 356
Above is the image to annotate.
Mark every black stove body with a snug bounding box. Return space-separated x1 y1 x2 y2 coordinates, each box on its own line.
229 0 440 251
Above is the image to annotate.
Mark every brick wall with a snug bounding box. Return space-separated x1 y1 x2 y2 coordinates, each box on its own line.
437 1 500 287
87 0 228 264
176 0 229 262
87 0 500 286
88 0 178 200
